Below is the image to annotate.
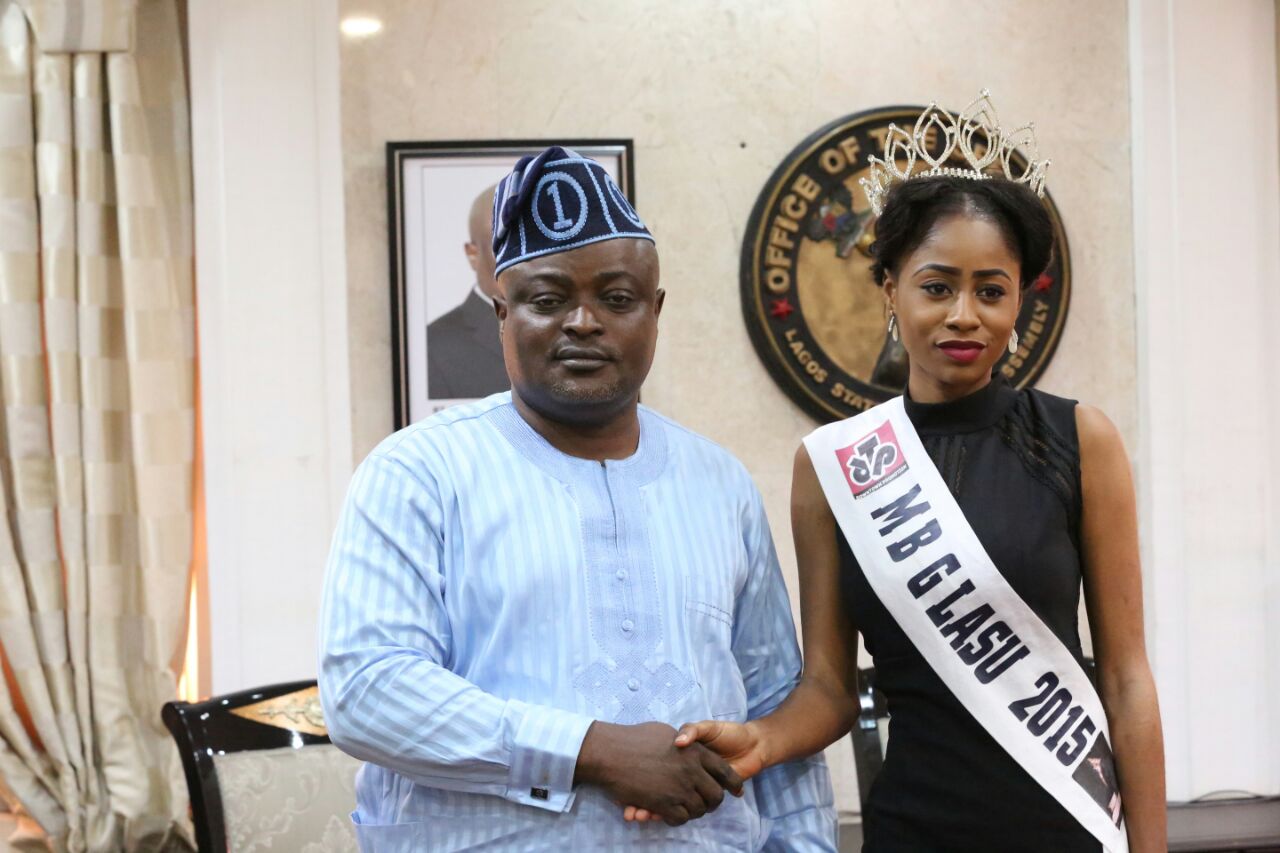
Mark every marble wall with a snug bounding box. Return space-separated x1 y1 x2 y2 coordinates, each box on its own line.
338 0 1135 810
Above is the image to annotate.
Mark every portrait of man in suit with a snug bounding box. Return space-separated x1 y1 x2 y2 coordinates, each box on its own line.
425 184 510 399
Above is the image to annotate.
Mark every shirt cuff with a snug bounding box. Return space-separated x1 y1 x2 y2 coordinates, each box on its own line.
504 702 595 813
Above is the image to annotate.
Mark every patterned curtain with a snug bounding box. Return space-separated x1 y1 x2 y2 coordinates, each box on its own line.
0 0 195 849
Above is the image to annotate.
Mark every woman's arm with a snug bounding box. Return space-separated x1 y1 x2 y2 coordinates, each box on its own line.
671 444 862 773
1076 404 1166 852
625 444 859 822
624 445 860 823
752 443 863 761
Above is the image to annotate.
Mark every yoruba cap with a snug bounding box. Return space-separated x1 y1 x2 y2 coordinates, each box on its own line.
491 146 653 275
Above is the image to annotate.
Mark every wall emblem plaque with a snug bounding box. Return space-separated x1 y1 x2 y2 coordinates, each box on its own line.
740 106 1071 422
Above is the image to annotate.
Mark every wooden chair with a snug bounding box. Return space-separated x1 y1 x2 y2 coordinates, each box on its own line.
162 680 360 853
850 667 888 807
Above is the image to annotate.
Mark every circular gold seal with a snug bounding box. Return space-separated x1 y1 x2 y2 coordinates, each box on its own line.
740 106 1071 422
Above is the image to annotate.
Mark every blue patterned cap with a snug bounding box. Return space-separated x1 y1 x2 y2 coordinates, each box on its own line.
491 146 653 275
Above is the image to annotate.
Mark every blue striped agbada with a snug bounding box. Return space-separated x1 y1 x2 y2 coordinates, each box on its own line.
318 393 836 851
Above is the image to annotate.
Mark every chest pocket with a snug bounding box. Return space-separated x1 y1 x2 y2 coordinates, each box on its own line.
683 574 748 720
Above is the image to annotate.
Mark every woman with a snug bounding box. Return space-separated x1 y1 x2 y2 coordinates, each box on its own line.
629 108 1165 850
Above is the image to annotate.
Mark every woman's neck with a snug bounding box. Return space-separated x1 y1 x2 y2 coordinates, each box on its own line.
906 369 993 404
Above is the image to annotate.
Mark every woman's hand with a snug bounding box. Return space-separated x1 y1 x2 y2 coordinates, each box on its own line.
622 720 766 822
676 719 768 779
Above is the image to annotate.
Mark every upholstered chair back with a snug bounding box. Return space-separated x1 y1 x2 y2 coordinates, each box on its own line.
163 681 359 852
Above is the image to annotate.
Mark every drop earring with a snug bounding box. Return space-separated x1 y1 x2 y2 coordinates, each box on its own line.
888 313 899 342
1008 329 1019 354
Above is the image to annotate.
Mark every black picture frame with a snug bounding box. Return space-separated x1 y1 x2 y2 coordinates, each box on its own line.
386 139 637 429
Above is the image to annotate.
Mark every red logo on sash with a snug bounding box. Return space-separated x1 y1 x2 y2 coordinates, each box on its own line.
836 421 908 497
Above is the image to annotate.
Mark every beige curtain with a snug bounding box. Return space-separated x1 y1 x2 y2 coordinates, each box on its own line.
0 0 194 849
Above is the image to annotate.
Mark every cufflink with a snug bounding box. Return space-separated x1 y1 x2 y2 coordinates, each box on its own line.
531 787 549 800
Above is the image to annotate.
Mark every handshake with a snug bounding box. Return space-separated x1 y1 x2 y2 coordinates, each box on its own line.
574 719 766 827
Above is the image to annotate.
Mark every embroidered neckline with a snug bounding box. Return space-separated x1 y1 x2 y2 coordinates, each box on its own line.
903 375 1018 435
486 400 667 486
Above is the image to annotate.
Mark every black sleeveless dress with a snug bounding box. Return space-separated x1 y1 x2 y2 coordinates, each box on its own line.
838 377 1102 852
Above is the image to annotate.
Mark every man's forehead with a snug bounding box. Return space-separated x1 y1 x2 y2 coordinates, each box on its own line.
502 239 657 284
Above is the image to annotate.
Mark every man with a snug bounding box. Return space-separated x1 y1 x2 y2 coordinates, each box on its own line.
319 147 835 851
425 184 509 399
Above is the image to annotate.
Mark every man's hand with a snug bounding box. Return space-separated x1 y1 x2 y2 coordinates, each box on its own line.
624 720 768 823
575 721 743 826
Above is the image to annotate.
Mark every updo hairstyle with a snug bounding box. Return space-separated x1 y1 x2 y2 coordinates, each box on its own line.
868 176 1054 290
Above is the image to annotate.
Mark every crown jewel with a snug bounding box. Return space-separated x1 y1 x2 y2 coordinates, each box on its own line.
859 90 1050 216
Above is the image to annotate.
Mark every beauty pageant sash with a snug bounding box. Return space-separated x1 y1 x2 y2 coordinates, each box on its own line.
804 396 1127 851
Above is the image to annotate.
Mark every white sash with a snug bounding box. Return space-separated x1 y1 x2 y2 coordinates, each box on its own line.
805 396 1128 851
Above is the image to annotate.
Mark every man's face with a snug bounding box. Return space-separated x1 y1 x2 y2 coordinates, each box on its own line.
465 186 498 298
466 237 498 297
496 238 663 426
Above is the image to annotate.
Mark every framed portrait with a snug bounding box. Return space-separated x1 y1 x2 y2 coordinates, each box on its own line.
387 139 637 428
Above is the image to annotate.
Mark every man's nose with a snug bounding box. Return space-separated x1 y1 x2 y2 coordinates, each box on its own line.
563 304 604 336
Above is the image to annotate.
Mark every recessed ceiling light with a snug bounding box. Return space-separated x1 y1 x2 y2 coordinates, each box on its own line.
340 16 383 38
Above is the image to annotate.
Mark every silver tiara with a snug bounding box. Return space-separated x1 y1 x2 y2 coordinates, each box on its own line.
859 89 1050 216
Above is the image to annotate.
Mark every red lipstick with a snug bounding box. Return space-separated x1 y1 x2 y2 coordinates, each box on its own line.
937 340 986 364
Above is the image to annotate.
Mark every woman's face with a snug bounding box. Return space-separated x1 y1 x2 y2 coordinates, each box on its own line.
884 213 1023 402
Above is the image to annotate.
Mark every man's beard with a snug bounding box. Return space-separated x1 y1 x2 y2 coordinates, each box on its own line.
512 368 643 428
548 376 628 406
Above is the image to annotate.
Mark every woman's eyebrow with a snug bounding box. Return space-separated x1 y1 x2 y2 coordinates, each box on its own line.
912 263 1012 282
912 262 961 276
